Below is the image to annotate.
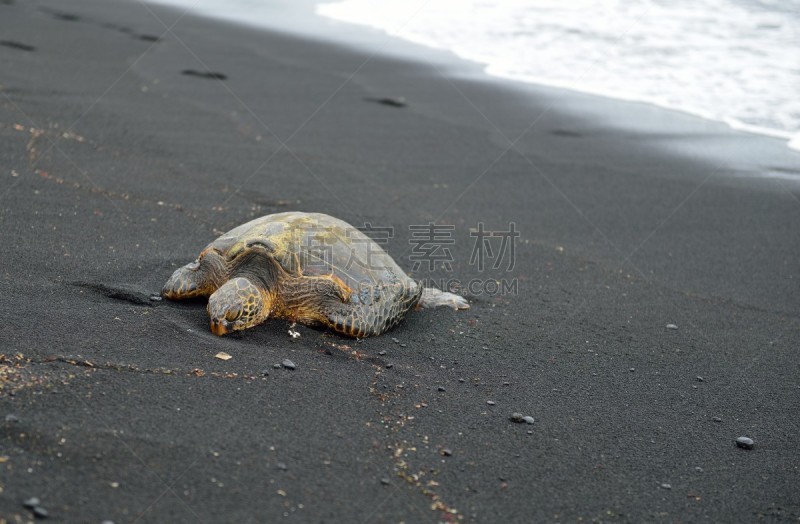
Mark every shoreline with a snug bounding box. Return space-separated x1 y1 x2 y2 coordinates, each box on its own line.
314 0 800 153
1 0 798 522
151 0 800 157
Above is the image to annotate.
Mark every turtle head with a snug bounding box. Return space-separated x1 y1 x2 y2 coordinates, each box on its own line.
207 277 271 336
162 248 227 300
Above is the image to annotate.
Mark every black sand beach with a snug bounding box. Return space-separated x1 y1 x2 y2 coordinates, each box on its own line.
1 0 799 522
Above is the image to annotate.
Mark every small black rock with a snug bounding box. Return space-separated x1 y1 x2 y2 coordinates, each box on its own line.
23 497 40 509
735 436 754 450
282 359 296 370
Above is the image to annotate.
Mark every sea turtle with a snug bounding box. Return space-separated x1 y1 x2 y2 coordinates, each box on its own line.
162 212 469 337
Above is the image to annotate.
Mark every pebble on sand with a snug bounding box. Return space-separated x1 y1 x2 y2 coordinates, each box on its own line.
214 352 232 361
437 386 446 392
736 436 754 450
23 498 40 509
510 412 535 425
282 359 296 370
487 401 496 406
380 477 391 485
440 448 453 456
666 324 678 330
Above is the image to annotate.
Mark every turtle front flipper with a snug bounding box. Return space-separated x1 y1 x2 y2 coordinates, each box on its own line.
207 277 273 336
163 248 226 299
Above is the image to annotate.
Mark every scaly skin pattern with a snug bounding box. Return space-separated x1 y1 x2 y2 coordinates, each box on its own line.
162 248 226 300
275 276 423 337
163 212 452 337
326 282 423 337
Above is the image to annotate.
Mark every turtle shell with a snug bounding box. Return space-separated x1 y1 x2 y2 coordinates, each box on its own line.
207 212 413 292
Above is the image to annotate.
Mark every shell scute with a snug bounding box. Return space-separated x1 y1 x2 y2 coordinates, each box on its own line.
209 212 412 291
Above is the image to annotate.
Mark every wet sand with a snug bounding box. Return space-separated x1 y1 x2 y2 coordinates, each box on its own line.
1 0 799 521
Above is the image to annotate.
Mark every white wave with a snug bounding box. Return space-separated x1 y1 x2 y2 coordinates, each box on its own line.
317 0 800 150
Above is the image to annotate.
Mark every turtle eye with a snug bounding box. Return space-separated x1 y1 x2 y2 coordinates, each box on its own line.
224 306 242 322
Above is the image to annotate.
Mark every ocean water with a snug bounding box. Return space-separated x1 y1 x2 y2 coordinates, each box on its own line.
317 0 800 151
147 0 800 151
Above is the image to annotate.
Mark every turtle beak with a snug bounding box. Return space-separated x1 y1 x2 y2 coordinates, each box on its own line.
210 318 231 336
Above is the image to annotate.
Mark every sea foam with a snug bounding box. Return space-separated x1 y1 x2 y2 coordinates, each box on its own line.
317 0 800 151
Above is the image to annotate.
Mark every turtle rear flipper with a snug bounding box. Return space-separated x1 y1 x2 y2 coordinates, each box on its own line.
324 282 423 338
418 288 470 310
